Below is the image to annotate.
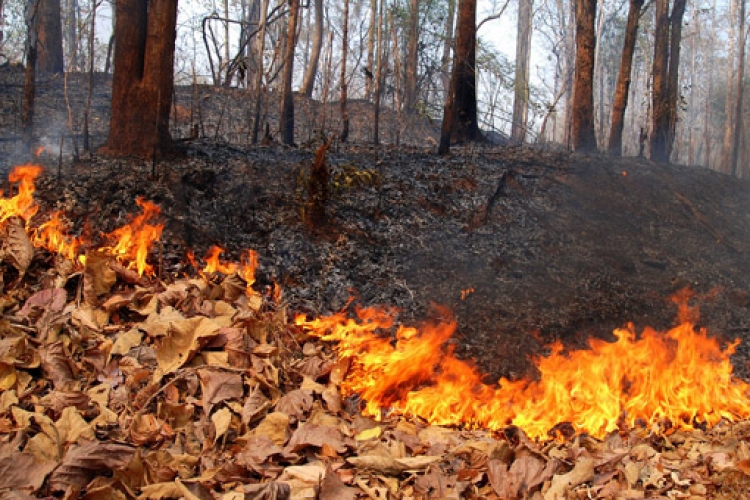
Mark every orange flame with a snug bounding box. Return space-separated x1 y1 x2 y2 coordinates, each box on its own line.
296 296 750 440
240 249 259 296
32 211 81 261
202 246 238 275
0 165 43 224
101 198 164 276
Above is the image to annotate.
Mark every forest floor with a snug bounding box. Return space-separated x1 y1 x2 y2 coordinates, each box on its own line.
4 67 750 498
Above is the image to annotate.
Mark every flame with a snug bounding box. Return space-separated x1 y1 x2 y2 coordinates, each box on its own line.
101 198 164 276
34 146 45 157
0 165 43 224
32 211 81 261
240 249 259 295
296 295 750 440
202 246 238 275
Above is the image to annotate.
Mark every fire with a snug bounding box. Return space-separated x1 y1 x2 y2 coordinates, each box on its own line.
100 198 164 276
296 294 750 440
202 246 238 275
32 211 81 261
0 165 43 224
240 249 259 295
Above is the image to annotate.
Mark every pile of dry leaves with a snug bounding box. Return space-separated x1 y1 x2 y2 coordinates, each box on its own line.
1 172 750 499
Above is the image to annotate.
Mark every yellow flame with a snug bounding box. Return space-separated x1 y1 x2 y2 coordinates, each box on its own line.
0 165 43 224
101 198 164 276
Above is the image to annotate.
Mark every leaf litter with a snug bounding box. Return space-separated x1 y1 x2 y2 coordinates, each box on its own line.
1 165 750 499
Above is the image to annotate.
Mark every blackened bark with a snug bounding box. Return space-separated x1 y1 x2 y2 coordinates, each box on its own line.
571 0 597 152
102 0 178 159
23 0 39 152
649 0 670 162
280 0 300 145
340 0 350 142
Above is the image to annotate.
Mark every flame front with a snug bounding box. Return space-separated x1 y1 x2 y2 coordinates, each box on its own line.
32 211 81 261
296 298 750 439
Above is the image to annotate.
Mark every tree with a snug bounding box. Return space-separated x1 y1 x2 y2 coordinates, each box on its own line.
280 0 300 145
511 0 533 144
607 0 645 156
340 0 350 142
300 0 323 97
730 0 746 176
438 0 481 154
102 0 178 159
23 0 40 152
404 0 419 112
650 0 687 163
37 0 63 75
571 0 597 152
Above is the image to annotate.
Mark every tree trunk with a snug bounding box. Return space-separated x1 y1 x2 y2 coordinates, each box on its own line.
439 0 480 153
340 0 350 142
23 0 40 153
366 0 376 100
251 0 268 144
280 0 300 145
102 0 178 159
374 1 387 145
65 0 78 71
404 0 419 112
37 0 64 75
731 0 747 176
650 0 686 163
300 0 322 97
571 0 597 152
607 0 644 156
510 0 533 144
440 0 456 97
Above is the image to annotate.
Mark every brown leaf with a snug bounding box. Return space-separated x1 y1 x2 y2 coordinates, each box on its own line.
276 388 313 421
319 465 357 500
242 481 291 500
49 439 136 492
236 436 284 465
0 334 40 369
40 340 76 389
544 456 595 500
198 368 243 408
242 385 271 424
254 411 290 446
151 315 222 376
0 442 57 494
285 422 348 454
83 250 117 306
1 217 34 276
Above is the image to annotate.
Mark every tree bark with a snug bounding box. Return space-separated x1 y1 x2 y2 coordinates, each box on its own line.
340 0 350 141
374 1 387 145
251 0 268 144
650 0 686 163
571 0 597 152
23 0 40 153
102 0 178 159
366 0 376 100
300 0 322 97
404 0 419 112
440 0 456 97
37 0 64 75
607 0 644 156
439 0 481 153
731 0 746 176
280 0 299 145
510 0 533 144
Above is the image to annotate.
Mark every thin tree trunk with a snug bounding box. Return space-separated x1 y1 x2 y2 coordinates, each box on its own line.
404 0 419 112
440 0 456 97
731 0 747 176
607 0 644 156
340 0 350 142
571 0 597 152
300 0 323 97
664 0 686 162
280 0 300 145
251 0 268 144
23 0 40 153
722 0 738 171
510 0 533 144
83 0 95 153
649 0 669 162
366 0 376 100
374 1 386 145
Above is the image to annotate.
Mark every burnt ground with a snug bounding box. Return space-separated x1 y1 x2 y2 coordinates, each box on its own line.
4 67 750 384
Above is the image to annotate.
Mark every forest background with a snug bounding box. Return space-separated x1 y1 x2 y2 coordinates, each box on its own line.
0 0 747 173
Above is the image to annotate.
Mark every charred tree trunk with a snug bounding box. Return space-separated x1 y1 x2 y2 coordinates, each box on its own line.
251 0 268 144
440 0 455 97
438 0 481 154
340 0 350 142
374 2 387 145
300 0 322 97
607 0 644 156
102 0 178 159
510 0 533 144
37 0 64 75
571 0 597 152
366 0 376 100
731 0 746 176
280 0 300 145
404 0 419 112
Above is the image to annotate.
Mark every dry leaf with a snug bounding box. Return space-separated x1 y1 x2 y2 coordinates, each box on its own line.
285 422 348 454
544 456 595 500
83 250 117 305
198 368 243 408
319 464 357 500
151 316 222 376
242 385 271 424
276 389 313 420
0 442 57 494
254 411 291 446
2 217 34 276
49 439 136 492
211 407 233 443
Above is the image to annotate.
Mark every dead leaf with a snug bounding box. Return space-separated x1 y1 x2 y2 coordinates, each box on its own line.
242 385 271 424
198 368 243 409
544 455 595 500
254 411 290 446
319 464 357 500
0 442 57 494
151 316 223 376
40 340 75 389
1 217 34 276
83 250 118 305
285 422 349 454
48 439 136 492
276 388 313 420
242 481 291 500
